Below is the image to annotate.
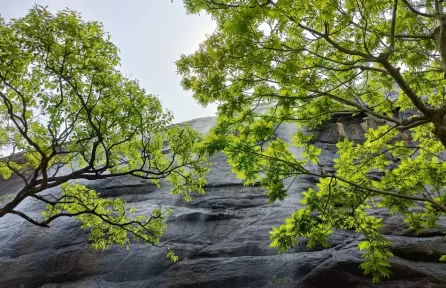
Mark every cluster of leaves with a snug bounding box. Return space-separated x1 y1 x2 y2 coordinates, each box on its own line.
42 183 170 250
0 6 208 257
179 0 446 282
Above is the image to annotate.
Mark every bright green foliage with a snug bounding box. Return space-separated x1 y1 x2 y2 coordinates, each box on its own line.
167 249 179 263
42 183 170 250
0 6 208 256
179 0 446 282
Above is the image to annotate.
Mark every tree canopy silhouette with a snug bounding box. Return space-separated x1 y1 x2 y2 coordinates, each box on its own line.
179 0 446 281
0 6 207 256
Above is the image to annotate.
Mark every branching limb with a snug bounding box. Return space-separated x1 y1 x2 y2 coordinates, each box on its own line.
401 0 436 18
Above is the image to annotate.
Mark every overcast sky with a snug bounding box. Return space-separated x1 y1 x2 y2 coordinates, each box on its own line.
0 0 217 123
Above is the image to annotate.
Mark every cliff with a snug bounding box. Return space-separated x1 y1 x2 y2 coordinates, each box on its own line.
0 113 445 288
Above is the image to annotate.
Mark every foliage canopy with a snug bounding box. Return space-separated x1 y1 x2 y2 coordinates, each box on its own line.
0 6 207 255
179 0 446 281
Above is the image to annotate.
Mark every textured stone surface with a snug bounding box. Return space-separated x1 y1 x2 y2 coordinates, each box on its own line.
0 113 445 288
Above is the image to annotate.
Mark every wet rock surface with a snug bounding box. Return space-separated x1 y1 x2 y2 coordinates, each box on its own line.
0 114 445 288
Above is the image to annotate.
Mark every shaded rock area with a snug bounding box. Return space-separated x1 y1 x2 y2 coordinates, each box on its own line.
0 112 445 288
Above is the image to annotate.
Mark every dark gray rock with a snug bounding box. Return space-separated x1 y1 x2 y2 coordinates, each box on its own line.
0 114 445 288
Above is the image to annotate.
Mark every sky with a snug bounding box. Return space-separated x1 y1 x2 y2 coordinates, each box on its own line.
0 0 217 123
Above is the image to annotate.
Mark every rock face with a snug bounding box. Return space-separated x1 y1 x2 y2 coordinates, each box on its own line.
0 113 446 288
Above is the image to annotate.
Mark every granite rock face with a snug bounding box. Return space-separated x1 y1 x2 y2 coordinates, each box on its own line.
0 114 445 288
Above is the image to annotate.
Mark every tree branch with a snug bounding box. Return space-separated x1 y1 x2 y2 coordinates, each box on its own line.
380 60 432 115
389 0 399 51
309 172 446 213
401 0 437 18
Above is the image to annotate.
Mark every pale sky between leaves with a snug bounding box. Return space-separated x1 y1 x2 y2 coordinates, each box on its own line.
0 0 217 123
